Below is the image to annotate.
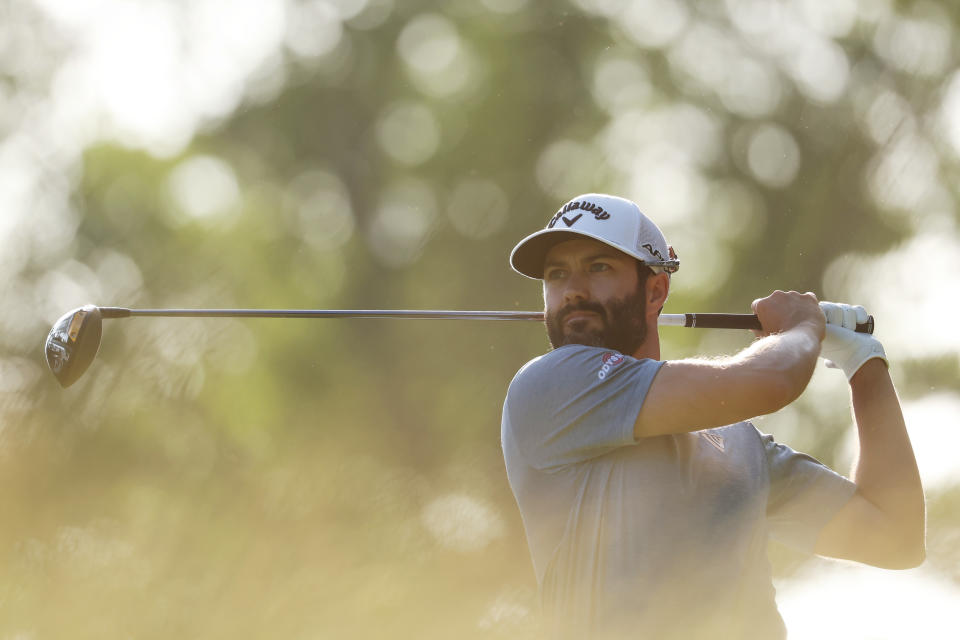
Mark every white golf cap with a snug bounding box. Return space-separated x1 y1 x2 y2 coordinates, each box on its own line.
510 193 679 279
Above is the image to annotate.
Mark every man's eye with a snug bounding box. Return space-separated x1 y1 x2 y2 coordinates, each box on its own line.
589 262 610 272
546 269 567 280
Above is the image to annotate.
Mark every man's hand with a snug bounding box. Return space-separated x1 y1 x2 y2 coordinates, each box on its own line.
752 290 826 340
819 302 887 381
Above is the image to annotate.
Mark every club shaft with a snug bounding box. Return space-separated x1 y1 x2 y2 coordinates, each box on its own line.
101 308 545 320
96 308 874 333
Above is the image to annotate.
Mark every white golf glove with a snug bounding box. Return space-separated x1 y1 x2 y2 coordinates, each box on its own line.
818 302 887 381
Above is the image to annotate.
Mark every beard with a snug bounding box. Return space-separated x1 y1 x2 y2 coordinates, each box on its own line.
545 286 649 355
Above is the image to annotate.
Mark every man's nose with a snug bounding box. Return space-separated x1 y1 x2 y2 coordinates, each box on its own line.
562 271 589 305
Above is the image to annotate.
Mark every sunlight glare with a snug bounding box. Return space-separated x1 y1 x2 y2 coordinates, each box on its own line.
872 6 952 77
367 179 438 268
794 0 857 38
33 0 287 156
746 124 800 188
591 55 652 114
626 147 707 227
839 392 960 490
287 169 356 251
785 36 849 104
620 0 689 49
421 493 505 552
167 156 241 224
285 0 343 59
823 232 960 359
778 562 960 639
866 132 940 214
37 260 102 323
536 139 604 199
397 13 477 98
940 71 960 161
375 101 442 166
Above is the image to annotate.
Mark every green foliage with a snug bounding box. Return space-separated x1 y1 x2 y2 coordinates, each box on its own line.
2 0 958 636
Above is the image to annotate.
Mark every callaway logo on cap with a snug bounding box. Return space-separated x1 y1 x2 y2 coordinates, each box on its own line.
510 193 679 279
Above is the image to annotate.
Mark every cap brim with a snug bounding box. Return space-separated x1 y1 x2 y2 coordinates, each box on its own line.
510 228 641 279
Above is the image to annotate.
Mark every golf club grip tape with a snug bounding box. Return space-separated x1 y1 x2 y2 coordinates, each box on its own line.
685 313 874 334
684 314 762 330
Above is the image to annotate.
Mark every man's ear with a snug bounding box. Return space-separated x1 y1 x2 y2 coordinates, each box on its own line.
647 272 670 314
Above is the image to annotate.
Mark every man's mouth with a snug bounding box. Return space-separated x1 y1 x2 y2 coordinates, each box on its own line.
562 310 601 329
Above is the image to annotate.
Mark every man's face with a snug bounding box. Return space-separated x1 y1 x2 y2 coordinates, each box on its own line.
542 238 649 354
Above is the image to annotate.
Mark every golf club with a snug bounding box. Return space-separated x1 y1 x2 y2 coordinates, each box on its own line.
44 305 875 388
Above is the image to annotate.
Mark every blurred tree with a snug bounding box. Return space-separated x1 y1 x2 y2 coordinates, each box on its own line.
1 0 958 636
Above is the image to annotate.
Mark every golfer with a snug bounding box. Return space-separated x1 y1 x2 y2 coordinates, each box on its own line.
501 194 925 639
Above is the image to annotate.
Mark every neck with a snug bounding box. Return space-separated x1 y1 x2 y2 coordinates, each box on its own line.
631 328 662 361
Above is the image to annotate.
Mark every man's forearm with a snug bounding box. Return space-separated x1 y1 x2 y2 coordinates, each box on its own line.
734 322 822 405
849 360 926 556
636 291 825 438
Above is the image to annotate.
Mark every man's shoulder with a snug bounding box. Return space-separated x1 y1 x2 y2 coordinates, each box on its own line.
527 344 610 362
517 344 658 371
511 345 636 384
507 345 663 407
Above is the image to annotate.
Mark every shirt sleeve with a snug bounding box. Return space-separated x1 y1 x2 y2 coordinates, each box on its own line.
762 432 857 552
503 345 663 472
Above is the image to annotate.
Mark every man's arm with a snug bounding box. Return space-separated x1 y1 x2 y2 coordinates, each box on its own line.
635 290 824 439
813 360 926 569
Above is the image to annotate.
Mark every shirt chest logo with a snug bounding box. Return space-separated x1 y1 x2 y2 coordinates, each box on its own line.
700 432 726 452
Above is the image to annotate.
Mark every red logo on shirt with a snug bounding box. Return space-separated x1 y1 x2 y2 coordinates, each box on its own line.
602 352 624 365
598 352 625 380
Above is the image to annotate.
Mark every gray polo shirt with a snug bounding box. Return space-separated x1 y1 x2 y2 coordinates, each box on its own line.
501 344 856 639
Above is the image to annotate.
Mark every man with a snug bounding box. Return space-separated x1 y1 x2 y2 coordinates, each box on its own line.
500 194 925 639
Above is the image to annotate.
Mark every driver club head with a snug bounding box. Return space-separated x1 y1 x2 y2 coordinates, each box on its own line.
44 305 103 388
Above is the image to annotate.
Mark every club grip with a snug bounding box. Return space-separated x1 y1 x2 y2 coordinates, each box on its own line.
684 313 874 334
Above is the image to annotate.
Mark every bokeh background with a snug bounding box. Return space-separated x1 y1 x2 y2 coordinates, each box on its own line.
2 0 959 637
